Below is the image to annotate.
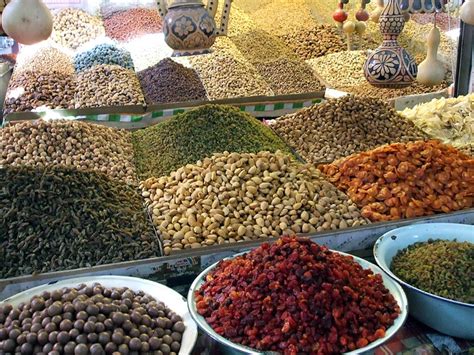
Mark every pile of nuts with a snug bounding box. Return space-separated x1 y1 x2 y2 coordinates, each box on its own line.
75 64 145 108
124 34 173 72
74 43 135 73
103 8 163 42
141 151 369 255
319 140 474 222
4 71 76 114
0 119 137 183
271 96 426 163
0 283 186 353
51 8 105 50
14 46 74 78
341 81 449 100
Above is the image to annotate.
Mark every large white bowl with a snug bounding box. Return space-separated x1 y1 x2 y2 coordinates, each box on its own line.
374 223 474 340
0 276 198 355
188 250 408 355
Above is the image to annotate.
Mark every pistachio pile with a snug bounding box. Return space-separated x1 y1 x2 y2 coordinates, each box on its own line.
75 64 145 108
271 96 426 163
132 105 292 179
141 151 369 255
14 46 74 78
0 166 160 279
52 8 105 50
74 43 135 72
0 120 137 183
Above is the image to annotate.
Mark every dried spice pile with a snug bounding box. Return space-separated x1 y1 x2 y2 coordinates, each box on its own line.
195 236 400 353
4 71 75 114
138 58 207 105
391 239 474 304
319 140 474 222
74 43 135 72
0 120 137 183
0 166 159 279
141 151 369 255
271 96 426 163
14 46 74 78
0 283 186 354
280 24 346 60
103 8 163 42
132 105 292 179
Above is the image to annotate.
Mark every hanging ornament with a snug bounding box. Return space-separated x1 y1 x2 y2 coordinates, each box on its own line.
460 0 474 25
356 0 371 21
370 0 385 22
417 20 446 86
333 2 349 24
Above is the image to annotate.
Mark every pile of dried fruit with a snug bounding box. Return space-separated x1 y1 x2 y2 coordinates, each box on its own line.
132 105 292 179
0 283 186 353
391 239 474 304
271 96 426 163
399 94 474 149
195 236 400 353
0 119 137 183
141 151 369 255
14 46 74 78
0 166 159 279
319 140 474 222
74 43 135 72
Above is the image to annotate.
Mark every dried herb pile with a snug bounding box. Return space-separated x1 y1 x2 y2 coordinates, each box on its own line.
132 105 292 179
391 239 474 304
195 236 401 353
0 166 160 279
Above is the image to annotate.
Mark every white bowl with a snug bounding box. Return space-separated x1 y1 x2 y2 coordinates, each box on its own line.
374 223 474 340
188 250 408 355
0 276 198 355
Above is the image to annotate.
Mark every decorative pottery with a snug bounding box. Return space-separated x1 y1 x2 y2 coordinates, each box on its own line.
157 0 232 56
364 0 418 88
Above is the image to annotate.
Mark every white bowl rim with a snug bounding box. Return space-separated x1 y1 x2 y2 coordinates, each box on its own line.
188 249 408 355
374 223 474 308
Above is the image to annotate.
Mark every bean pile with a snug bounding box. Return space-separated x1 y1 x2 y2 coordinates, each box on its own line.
319 140 474 222
391 239 474 304
141 151 369 255
0 120 137 183
4 71 75 114
132 105 292 179
103 8 163 42
74 43 135 73
14 46 74 78
341 81 449 100
52 8 105 50
75 64 145 109
138 58 207 105
195 236 400 353
0 283 186 354
280 24 346 60
0 166 159 279
271 96 426 163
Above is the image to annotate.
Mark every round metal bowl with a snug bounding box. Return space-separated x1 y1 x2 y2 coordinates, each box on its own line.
374 223 474 340
188 250 408 355
0 276 198 355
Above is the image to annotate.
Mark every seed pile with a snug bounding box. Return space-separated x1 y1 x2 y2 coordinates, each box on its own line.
132 105 292 179
254 58 324 95
319 140 474 222
0 120 137 183
104 8 163 42
280 24 346 60
341 81 449 100
391 239 473 304
4 71 75 114
0 166 159 279
412 13 460 32
226 5 256 37
14 46 74 78
141 151 369 255
52 8 105 50
124 33 173 72
75 64 145 109
0 283 186 354
195 236 400 353
271 96 426 163
138 58 207 105
74 43 135 73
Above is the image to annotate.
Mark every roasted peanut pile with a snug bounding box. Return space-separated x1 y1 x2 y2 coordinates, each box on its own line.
271 96 426 163
75 64 145 108
0 120 137 183
141 151 369 255
14 46 74 78
103 8 163 42
319 140 474 222
52 8 105 50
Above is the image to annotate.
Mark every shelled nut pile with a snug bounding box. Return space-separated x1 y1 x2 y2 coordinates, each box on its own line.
75 64 145 108
319 140 473 222
0 120 137 183
74 43 135 72
0 166 160 279
141 151 369 255
271 96 427 163
124 34 173 72
103 8 163 42
14 46 74 78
